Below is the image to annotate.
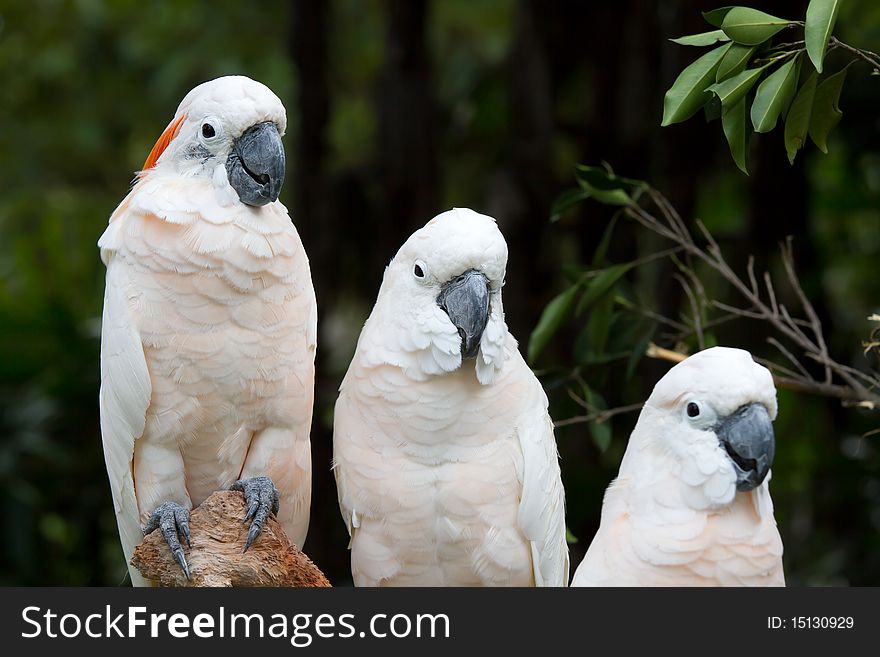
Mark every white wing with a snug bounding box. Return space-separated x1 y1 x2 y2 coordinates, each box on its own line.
99 254 151 587
516 371 570 586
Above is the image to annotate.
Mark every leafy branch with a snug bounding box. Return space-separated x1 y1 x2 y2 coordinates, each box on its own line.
629 183 880 408
662 1 876 173
540 165 880 439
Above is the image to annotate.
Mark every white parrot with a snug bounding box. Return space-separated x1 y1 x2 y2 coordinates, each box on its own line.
98 76 316 585
332 208 569 586
572 346 784 586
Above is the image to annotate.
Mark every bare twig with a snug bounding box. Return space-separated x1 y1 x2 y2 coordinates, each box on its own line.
617 298 688 332
553 403 644 429
646 342 870 404
674 273 704 349
767 337 811 379
829 36 880 71
566 386 591 411
646 342 687 364
615 185 880 411
764 272 779 317
781 237 831 384
555 179 880 434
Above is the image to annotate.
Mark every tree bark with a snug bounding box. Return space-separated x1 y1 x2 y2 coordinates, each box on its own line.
131 491 331 587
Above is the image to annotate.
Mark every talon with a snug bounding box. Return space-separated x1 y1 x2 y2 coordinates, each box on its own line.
144 501 192 579
230 476 280 552
174 505 191 547
244 522 261 553
243 498 259 524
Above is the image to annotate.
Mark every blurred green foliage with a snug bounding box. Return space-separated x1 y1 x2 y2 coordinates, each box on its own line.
0 0 878 586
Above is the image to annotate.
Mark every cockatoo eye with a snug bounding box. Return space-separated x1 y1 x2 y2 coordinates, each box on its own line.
683 399 717 427
198 116 223 145
413 260 427 281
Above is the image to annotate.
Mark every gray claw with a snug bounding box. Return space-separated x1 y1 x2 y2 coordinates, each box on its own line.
144 501 191 579
230 476 280 552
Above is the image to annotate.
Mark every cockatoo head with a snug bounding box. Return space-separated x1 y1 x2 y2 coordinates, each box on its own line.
368 208 509 384
628 346 777 509
139 75 287 208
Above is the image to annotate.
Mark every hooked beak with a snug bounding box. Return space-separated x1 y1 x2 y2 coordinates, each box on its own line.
715 402 775 492
226 121 285 207
436 269 490 359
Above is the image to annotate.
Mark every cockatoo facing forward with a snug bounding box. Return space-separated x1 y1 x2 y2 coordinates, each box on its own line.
572 346 784 586
333 208 569 586
98 76 316 585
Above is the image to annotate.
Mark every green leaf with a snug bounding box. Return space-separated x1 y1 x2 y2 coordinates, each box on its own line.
704 94 723 122
590 416 612 453
661 43 731 126
716 43 756 82
784 72 818 164
574 164 640 191
574 164 637 206
576 264 633 315
550 188 591 222
809 65 848 152
626 324 656 381
580 384 612 452
595 161 648 188
750 55 801 133
588 402 612 451
528 284 579 362
805 0 841 73
721 7 791 46
707 65 767 109
583 187 631 206
703 6 735 27
722 96 750 174
585 291 616 366
703 331 719 349
670 30 730 46
565 528 579 544
591 213 619 268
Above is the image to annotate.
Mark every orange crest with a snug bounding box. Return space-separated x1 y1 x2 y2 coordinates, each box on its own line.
141 113 187 172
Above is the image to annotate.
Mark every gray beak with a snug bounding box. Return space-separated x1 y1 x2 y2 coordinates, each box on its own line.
226 121 285 207
436 269 490 359
715 402 775 492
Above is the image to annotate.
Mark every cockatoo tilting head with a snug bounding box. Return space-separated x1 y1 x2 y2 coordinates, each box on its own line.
627 346 777 509
139 75 287 207
368 208 509 384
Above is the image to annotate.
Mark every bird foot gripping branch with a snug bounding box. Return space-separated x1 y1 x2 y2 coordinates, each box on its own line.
143 501 192 579
134 490 329 587
230 475 281 552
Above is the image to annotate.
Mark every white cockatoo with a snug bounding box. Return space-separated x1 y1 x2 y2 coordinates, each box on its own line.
98 76 316 585
572 346 784 586
333 208 569 586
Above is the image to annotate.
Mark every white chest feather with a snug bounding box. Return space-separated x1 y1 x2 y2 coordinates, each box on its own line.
335 359 535 586
575 480 784 586
100 180 316 502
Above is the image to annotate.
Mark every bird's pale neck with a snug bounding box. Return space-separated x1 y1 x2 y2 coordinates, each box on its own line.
617 409 739 513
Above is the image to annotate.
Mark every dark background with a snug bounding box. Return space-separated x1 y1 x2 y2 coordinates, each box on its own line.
0 0 878 586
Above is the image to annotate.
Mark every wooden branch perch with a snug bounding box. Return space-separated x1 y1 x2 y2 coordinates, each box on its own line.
131 490 331 587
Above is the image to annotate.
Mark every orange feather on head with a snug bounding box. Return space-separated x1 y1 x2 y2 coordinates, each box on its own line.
141 114 187 172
